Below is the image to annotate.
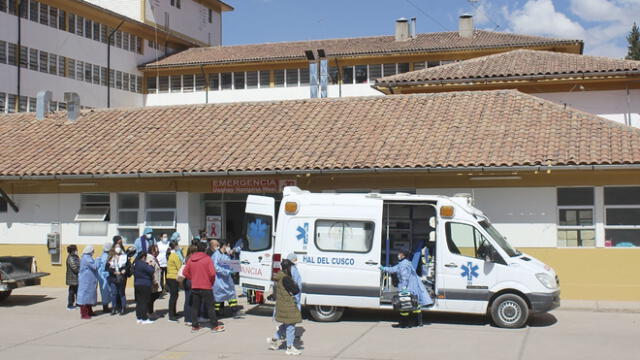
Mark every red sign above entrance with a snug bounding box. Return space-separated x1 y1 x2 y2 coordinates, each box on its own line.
211 179 297 194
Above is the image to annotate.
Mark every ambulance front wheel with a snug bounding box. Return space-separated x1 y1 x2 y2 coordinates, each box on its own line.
490 293 529 328
309 305 344 322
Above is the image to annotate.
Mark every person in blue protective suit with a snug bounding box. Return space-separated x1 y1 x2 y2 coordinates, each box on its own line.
77 246 99 319
134 227 156 257
210 239 238 316
96 242 113 314
286 253 302 310
380 248 433 328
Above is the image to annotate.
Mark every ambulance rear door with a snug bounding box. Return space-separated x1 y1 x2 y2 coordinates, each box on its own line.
240 195 276 293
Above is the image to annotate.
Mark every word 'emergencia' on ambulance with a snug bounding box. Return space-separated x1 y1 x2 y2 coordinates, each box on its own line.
240 187 560 328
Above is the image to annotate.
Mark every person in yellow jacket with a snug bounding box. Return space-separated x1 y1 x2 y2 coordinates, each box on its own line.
166 240 183 322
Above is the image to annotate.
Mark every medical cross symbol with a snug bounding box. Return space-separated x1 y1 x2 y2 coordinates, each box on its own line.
460 262 479 282
296 223 309 246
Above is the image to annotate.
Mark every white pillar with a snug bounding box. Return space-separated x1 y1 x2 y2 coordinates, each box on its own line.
594 186 605 247
176 192 190 246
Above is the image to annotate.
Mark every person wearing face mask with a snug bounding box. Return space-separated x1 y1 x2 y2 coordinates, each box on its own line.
170 232 185 262
65 245 80 310
96 242 113 314
380 249 433 328
77 246 99 319
211 240 238 316
134 227 156 258
157 233 170 295
107 243 130 315
166 240 183 322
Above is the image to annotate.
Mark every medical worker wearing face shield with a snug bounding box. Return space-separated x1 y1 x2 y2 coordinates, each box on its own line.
380 249 433 328
134 227 156 257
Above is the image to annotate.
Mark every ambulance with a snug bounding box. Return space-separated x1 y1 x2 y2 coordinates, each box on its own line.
239 187 560 328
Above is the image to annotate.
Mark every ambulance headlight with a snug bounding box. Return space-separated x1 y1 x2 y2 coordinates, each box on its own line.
536 273 557 289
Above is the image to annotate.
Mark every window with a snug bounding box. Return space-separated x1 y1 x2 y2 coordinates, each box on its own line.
8 42 17 66
147 76 157 93
101 67 108 86
108 69 114 87
84 18 92 39
383 63 396 76
29 0 37 21
76 60 83 81
208 9 212 23
342 66 354 84
19 46 27 68
299 68 309 85
117 193 139 243
76 15 83 37
286 69 298 87
398 63 410 74
123 71 129 90
315 220 374 253
0 41 6 64
19 96 27 112
116 71 123 89
100 24 108 44
182 74 194 92
38 50 48 73
58 9 65 30
259 70 270 88
158 76 169 92
328 66 339 84
58 56 65 77
0 0 5 12
413 62 426 71
274 69 285 87
85 62 92 83
557 187 595 247
66 58 75 79
76 193 110 237
244 214 272 251
28 97 36 112
39 3 48 25
0 92 5 113
7 94 16 113
29 48 38 70
48 6 57 29
137 76 143 93
355 65 367 83
116 31 122 48
247 71 259 89
170 75 181 92
195 73 205 91
234 72 245 90
604 187 640 247
92 64 99 84
48 53 57 75
445 222 491 260
68 13 75 33
122 32 129 50
208 73 219 91
92 21 100 41
176 0 181 9
129 74 136 92
221 72 232 90
145 193 176 228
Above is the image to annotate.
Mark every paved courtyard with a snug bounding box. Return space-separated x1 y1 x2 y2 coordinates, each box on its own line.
0 287 638 360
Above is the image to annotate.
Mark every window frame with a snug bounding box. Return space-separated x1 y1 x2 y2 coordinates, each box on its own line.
314 219 375 254
556 187 596 247
603 186 640 247
144 192 177 229
444 221 493 260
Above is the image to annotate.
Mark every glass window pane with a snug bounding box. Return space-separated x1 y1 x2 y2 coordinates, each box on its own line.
446 222 476 257
605 229 640 247
146 193 176 208
82 193 110 205
342 66 354 84
29 0 38 21
118 228 139 245
170 75 181 92
0 41 5 64
605 187 640 205
558 187 594 206
398 63 410 73
118 193 139 209
299 68 309 85
413 62 426 70
315 220 374 253
67 58 75 79
182 74 194 92
29 48 38 70
147 76 157 93
79 221 108 236
606 208 640 226
355 65 367 83
85 63 93 83
49 6 57 29
383 63 396 76
75 207 109 221
244 214 272 251
195 73 205 91
158 76 169 92
285 69 298 87
209 73 219 91
368 64 382 83
259 70 270 88
234 72 245 89
328 66 339 84
274 69 284 87
68 13 75 33
48 54 57 75
118 210 138 226
145 210 175 227
246 71 258 89
39 3 48 25
559 209 593 226
221 72 232 90
84 19 92 39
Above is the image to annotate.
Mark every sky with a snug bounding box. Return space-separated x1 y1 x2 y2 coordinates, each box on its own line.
222 0 640 58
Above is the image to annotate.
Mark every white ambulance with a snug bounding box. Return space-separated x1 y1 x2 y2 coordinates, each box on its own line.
240 187 560 328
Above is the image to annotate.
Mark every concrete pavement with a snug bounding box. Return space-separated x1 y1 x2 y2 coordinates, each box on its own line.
0 287 639 360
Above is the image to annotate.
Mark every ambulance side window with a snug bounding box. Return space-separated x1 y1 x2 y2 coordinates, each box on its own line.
244 214 272 251
445 222 490 260
315 220 374 253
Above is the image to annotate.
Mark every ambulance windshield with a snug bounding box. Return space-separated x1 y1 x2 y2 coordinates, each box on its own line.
479 220 520 257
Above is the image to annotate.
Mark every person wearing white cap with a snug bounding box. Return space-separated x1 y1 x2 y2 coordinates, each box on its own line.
77 246 99 319
96 242 113 314
286 253 302 311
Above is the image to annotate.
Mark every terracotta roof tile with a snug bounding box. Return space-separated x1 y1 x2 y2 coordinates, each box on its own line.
1 90 639 177
376 49 640 86
142 32 582 68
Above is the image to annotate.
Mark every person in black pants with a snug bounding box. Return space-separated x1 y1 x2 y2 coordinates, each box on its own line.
133 251 155 325
183 242 224 333
65 245 80 310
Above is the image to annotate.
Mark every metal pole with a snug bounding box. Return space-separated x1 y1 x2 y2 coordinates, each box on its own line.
17 0 23 112
107 20 125 108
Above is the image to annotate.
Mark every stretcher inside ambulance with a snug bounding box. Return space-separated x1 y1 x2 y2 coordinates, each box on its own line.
240 187 560 328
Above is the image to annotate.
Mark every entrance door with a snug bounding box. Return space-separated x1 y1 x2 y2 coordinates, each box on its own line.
239 195 275 292
438 221 497 313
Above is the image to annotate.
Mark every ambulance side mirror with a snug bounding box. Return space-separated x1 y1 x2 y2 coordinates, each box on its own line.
485 245 505 265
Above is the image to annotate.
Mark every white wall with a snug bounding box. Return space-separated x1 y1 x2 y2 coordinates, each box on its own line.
537 90 640 128
417 187 558 248
84 0 142 21
145 0 221 45
144 83 383 106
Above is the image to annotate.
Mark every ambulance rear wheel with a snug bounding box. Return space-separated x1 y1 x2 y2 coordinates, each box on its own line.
0 290 11 302
490 293 529 328
309 305 344 322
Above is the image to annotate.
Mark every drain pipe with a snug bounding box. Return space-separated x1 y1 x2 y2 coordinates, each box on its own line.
17 0 25 112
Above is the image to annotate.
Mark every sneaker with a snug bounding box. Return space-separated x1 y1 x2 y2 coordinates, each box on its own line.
184 321 192 327
211 325 225 333
286 346 302 356
168 318 179 323
136 319 143 324
141 319 154 325
267 337 280 350
191 326 201 333
66 306 75 311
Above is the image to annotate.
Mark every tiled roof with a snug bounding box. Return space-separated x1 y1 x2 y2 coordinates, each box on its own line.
1 90 639 177
142 31 582 68
375 49 640 87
